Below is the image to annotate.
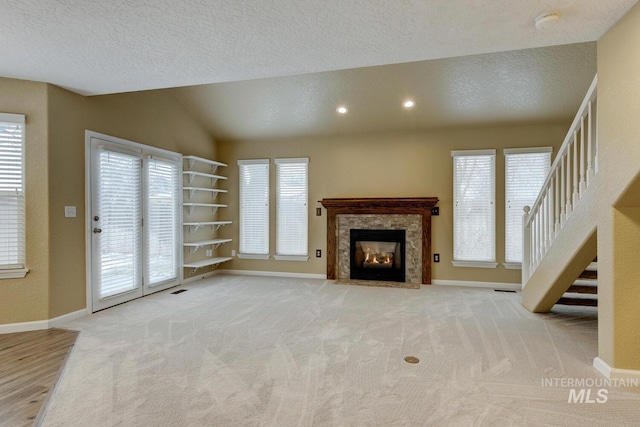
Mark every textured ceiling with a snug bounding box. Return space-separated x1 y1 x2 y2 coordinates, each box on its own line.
0 0 636 96
0 1 634 140
172 42 597 140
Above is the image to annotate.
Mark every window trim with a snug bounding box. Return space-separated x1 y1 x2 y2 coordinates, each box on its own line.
273 254 309 261
0 268 29 279
503 147 553 155
0 113 27 278
451 260 498 269
237 253 270 260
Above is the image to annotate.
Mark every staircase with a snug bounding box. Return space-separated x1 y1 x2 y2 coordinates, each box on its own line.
555 259 597 307
521 75 599 312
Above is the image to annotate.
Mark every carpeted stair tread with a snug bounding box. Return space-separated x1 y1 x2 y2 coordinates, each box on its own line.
556 296 598 307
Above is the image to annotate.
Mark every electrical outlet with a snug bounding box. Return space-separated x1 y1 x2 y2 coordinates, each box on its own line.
316 208 322 216
206 249 213 257
434 253 440 262
316 249 322 258
232 249 236 257
431 207 439 216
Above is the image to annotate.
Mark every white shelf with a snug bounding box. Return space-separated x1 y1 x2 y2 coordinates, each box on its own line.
184 238 232 255
183 156 227 168
183 221 232 233
183 187 228 193
183 187 227 199
183 221 232 226
183 257 233 271
183 171 227 184
183 203 226 215
184 238 232 247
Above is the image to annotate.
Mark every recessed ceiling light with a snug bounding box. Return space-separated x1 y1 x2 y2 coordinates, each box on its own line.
403 100 415 109
535 12 559 29
336 106 348 114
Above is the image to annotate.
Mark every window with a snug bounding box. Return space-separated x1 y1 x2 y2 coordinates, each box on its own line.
0 113 27 278
504 147 552 267
238 159 270 259
275 158 309 260
451 149 497 268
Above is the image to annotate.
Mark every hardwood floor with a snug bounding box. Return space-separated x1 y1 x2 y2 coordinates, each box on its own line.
0 328 78 426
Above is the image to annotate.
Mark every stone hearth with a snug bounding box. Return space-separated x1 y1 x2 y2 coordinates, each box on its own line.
338 214 421 284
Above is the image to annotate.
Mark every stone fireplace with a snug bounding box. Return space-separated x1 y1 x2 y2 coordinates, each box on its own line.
320 198 439 286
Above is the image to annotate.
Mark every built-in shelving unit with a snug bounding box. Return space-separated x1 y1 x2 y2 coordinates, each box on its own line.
182 156 232 276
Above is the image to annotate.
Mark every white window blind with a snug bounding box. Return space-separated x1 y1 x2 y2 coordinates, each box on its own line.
96 148 142 298
452 150 496 266
505 148 552 265
275 158 308 259
238 159 269 257
146 156 180 285
0 113 26 272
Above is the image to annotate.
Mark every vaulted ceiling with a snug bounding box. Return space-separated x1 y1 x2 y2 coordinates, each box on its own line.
1 1 636 139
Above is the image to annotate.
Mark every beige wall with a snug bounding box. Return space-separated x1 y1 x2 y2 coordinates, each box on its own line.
596 1 640 370
218 123 568 284
46 86 218 318
0 80 216 325
0 78 50 324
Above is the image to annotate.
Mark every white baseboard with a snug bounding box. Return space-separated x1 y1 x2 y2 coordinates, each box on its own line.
594 357 640 380
0 308 87 335
49 309 88 328
0 319 49 334
181 270 219 285
432 279 521 291
217 269 326 280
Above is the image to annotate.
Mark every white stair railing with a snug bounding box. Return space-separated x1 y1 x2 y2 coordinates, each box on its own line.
522 75 598 284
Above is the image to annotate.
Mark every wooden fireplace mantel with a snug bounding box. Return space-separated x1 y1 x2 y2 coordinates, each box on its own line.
320 197 439 284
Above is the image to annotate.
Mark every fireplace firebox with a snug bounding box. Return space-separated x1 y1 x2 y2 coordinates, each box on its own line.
350 229 406 282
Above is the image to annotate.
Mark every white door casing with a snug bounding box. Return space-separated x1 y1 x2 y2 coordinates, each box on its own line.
86 131 181 312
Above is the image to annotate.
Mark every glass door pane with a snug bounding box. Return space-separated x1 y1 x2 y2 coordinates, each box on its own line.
91 143 143 311
145 156 180 290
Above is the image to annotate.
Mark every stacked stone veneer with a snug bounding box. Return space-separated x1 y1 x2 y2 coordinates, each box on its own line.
337 214 422 284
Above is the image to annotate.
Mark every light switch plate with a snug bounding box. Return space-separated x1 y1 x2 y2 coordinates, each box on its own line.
64 206 76 218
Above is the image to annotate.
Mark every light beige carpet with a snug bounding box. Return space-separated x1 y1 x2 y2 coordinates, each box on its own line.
42 275 639 426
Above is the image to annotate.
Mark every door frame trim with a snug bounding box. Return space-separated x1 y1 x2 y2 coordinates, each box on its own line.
85 130 182 313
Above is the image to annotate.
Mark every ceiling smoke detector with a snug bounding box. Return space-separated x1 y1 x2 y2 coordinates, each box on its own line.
535 12 560 29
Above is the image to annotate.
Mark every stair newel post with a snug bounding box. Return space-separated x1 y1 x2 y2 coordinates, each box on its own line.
586 100 594 184
560 156 566 225
572 130 580 205
531 210 537 268
547 185 554 247
540 198 546 254
547 189 553 250
553 168 561 239
522 206 531 284
594 100 599 175
566 145 573 217
579 116 586 195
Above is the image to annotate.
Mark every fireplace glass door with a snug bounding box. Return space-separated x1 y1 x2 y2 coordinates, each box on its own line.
350 229 405 282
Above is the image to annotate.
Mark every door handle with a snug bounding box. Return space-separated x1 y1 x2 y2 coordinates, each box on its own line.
93 228 102 234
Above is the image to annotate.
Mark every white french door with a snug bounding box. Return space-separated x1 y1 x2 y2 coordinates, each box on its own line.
87 132 181 312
